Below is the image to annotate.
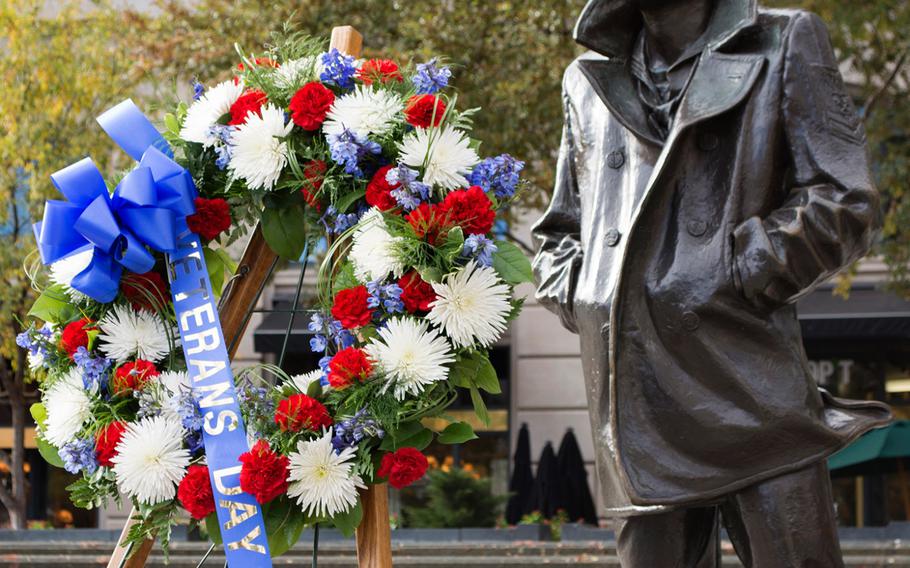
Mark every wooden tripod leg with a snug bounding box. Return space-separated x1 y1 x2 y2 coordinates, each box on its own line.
356 484 393 568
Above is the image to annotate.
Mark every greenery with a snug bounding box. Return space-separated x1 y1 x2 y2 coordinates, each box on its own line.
402 467 507 528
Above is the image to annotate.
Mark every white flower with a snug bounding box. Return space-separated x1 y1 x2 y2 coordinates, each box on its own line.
427 261 512 348
323 85 404 139
179 80 245 146
365 317 455 400
43 368 94 447
229 103 293 190
289 370 323 394
276 57 320 89
152 370 191 419
349 208 406 282
398 125 479 191
287 430 364 517
49 248 93 303
97 305 171 363
112 416 191 505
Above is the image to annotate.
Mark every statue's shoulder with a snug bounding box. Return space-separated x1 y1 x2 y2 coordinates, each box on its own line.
561 51 608 99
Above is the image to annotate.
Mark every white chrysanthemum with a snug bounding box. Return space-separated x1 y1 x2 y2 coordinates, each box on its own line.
276 57 320 88
229 103 293 190
43 368 94 447
287 430 364 517
111 416 191 505
427 261 512 348
349 208 406 282
49 249 93 303
97 305 171 363
365 317 455 400
323 85 404 138
179 80 245 146
290 369 323 394
152 370 191 419
398 125 479 191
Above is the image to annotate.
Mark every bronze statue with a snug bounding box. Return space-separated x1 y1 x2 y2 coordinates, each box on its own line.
532 0 892 565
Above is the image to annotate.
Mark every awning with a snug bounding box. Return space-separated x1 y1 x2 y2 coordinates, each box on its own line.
798 286 910 341
829 421 910 476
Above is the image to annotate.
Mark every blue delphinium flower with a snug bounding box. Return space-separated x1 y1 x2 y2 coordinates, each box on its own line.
328 129 382 177
332 408 385 452
309 312 357 355
463 234 499 267
319 205 363 235
172 392 204 433
468 154 526 199
366 281 404 314
73 347 111 392
320 48 358 90
386 165 431 211
60 438 98 475
15 331 32 351
192 79 205 101
207 125 235 170
413 58 452 94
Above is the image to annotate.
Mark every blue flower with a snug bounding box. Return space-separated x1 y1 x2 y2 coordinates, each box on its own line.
332 408 384 451
327 129 382 178
15 331 32 350
60 438 98 475
319 48 358 90
192 80 205 101
73 347 111 392
387 165 431 211
310 334 328 353
463 234 499 267
172 392 204 433
413 58 452 95
319 205 364 235
468 154 526 199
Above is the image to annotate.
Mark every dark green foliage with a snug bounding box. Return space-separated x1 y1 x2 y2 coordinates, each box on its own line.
402 467 507 528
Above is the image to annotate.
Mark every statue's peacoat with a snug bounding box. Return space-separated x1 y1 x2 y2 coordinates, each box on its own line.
532 0 892 515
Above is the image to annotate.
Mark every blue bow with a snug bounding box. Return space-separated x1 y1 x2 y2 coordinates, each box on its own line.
33 100 197 303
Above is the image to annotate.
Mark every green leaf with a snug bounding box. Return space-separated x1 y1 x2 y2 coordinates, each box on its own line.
417 265 442 283
469 386 491 427
492 240 534 285
164 113 181 136
215 247 238 275
204 512 223 546
380 421 433 451
261 202 308 260
37 437 64 468
335 189 366 213
449 352 501 394
29 403 47 427
438 421 478 444
264 497 306 557
28 285 74 323
333 500 363 538
203 247 225 298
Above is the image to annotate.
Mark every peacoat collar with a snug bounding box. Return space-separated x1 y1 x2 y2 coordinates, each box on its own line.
573 0 761 145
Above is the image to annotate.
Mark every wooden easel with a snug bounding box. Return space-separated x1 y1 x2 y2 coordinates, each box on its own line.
106 25 392 568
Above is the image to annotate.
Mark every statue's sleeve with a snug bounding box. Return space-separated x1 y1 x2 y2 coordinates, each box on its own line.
531 78 584 333
731 11 881 308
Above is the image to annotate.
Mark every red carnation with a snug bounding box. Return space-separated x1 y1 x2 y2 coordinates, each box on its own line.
178 464 216 520
121 271 169 312
112 359 158 396
186 197 232 242
275 394 333 432
301 160 327 211
405 95 447 128
377 447 429 489
331 286 374 329
289 82 336 131
239 440 290 504
60 318 93 359
405 203 451 246
95 421 127 468
398 271 437 313
228 89 268 125
438 185 495 236
357 59 402 85
327 347 372 389
365 165 400 211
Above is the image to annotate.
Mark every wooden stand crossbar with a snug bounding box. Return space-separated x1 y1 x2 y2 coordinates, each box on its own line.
107 25 392 568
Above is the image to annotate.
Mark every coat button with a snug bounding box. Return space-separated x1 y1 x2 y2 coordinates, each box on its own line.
681 311 700 331
600 323 610 338
605 228 621 247
607 150 625 169
686 219 708 237
697 132 719 151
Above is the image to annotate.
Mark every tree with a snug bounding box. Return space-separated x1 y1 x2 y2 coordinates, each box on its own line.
0 0 143 528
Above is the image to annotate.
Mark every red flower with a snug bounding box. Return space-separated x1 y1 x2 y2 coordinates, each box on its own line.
95 421 127 468
405 95 447 128
327 347 372 389
275 394 333 432
405 203 451 246
236 58 279 72
289 82 336 130
398 271 437 313
228 89 268 125
121 271 169 312
60 318 93 359
112 360 158 396
377 447 429 489
186 197 232 242
301 160 327 211
365 165 400 211
178 464 216 520
331 286 374 329
437 185 495 236
239 440 290 504
357 59 402 85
